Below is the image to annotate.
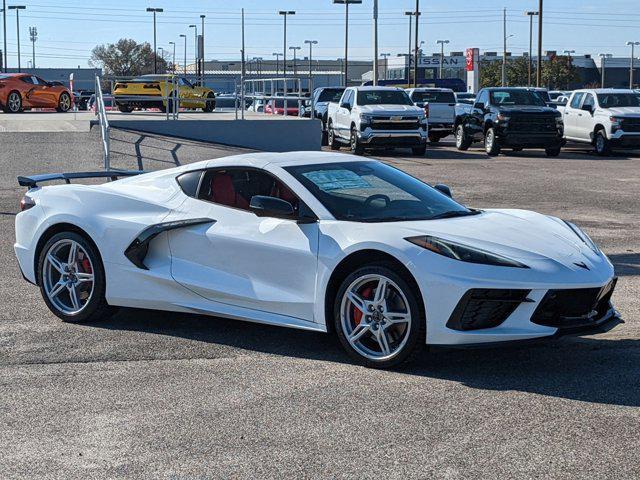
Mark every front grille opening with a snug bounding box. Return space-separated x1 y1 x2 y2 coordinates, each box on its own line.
447 289 531 331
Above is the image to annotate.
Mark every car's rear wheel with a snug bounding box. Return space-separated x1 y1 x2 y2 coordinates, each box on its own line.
203 92 216 112
4 91 22 113
117 104 134 113
56 92 72 112
334 264 424 369
545 146 562 157
428 134 441 143
328 122 341 150
595 130 611 156
484 127 501 156
455 124 472 151
412 144 427 156
38 232 113 323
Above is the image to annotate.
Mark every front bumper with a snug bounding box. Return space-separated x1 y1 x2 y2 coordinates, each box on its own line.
358 129 428 147
428 123 453 133
497 132 565 148
609 131 640 148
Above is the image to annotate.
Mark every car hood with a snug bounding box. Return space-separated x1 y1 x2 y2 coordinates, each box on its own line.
392 208 604 270
359 104 423 116
604 107 640 117
495 106 557 114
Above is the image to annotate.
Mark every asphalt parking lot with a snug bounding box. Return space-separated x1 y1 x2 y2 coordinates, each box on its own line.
1 130 639 479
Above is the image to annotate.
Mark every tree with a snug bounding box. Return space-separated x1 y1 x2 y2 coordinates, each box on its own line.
541 55 580 90
479 55 580 89
90 38 167 77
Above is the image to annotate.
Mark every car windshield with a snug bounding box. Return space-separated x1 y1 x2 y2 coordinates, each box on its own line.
597 93 640 108
285 161 472 222
318 88 345 103
411 91 456 103
490 90 547 106
357 90 414 106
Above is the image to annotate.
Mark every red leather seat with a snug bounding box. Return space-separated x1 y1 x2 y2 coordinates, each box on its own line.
210 173 249 209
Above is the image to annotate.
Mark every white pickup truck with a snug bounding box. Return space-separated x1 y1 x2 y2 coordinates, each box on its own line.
558 88 640 155
406 87 456 142
326 86 428 155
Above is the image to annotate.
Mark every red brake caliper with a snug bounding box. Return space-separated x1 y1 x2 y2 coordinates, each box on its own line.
353 286 373 326
80 253 92 274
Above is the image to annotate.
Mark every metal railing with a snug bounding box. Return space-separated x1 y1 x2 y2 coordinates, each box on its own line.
95 76 111 171
240 77 313 119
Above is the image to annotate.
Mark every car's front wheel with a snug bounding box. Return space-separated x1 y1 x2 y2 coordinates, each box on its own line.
4 91 22 113
203 92 216 112
38 232 114 323
484 127 501 156
350 126 364 155
595 130 611 156
57 92 72 112
334 264 424 368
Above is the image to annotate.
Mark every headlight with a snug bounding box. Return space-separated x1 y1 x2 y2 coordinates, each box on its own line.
405 235 529 268
563 221 600 254
496 113 510 122
610 116 623 131
360 114 373 125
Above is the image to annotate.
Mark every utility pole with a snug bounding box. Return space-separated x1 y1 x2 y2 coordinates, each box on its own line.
2 0 7 72
536 0 543 87
289 46 300 77
28 25 36 69
8 6 25 72
413 0 419 88
404 11 417 85
241 8 245 120
599 53 612 88
627 41 640 89
333 0 362 87
436 39 449 79
524 11 538 87
146 8 163 74
372 0 378 85
502 8 507 87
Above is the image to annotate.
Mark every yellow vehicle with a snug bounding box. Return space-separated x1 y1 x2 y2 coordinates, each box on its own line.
113 74 216 113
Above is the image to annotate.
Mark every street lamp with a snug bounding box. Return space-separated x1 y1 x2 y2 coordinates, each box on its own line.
278 11 295 94
200 15 205 86
2 0 7 72
599 53 612 88
8 5 25 72
252 56 263 77
179 34 187 76
189 24 197 72
146 8 163 74
272 52 282 77
28 25 36 69
436 39 449 79
502 34 514 86
157 47 164 71
524 11 539 87
626 41 640 89
404 11 419 84
380 52 390 80
536 0 544 87
169 41 176 73
304 40 318 90
289 46 301 77
333 0 363 87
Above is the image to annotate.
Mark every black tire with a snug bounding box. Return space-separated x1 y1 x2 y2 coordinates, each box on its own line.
203 92 216 112
117 104 134 113
160 91 178 113
512 147 523 152
455 124 472 151
484 127 501 156
594 130 611 156
350 126 364 155
56 92 72 112
321 118 329 146
4 90 22 113
412 144 427 156
545 146 562 157
428 134 441 143
37 231 114 323
333 263 425 369
328 122 341 150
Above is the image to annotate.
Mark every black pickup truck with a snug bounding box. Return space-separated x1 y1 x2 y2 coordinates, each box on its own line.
454 87 565 156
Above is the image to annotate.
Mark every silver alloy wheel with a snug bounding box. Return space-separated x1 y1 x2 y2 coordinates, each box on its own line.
351 128 357 151
42 239 95 315
456 125 464 147
340 274 412 362
596 134 605 152
8 92 21 112
485 129 494 151
59 93 71 111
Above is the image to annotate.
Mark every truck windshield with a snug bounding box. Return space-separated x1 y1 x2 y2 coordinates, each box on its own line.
317 88 345 103
597 93 640 108
357 90 413 106
285 161 471 223
411 91 456 103
490 90 547 106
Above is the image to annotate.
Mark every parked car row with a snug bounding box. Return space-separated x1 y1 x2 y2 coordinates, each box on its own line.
0 73 73 113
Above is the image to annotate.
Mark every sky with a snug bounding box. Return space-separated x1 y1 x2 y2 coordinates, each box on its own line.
1 0 639 69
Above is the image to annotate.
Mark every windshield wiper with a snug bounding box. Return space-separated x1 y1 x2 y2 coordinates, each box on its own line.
429 209 482 220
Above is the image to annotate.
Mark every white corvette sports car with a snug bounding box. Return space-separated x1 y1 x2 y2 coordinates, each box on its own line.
15 152 620 368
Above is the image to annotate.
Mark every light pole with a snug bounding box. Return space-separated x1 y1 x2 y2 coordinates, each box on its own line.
626 41 640 89
272 52 282 77
333 0 362 87
252 56 263 77
200 15 205 86
524 11 539 87
169 41 176 73
599 53 612 88
8 6 25 72
278 10 295 93
372 0 378 85
289 46 300 77
189 24 197 72
404 11 418 84
304 40 317 90
146 8 163 74
413 0 420 88
179 34 187 76
380 52 390 80
563 49 575 89
436 40 449 79
157 46 164 71
537 0 543 87
2 0 6 72
28 25 36 69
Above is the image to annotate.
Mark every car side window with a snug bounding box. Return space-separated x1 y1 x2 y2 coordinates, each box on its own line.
348 90 356 108
583 94 595 109
21 76 33 84
342 90 352 107
180 78 193 88
474 90 488 108
197 168 300 214
570 92 584 109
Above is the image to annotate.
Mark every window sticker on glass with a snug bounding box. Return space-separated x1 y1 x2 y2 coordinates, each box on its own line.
303 170 372 191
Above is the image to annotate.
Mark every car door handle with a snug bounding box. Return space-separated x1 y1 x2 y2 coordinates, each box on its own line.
577 113 582 116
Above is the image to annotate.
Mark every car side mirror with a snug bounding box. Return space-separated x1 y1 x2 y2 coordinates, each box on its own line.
581 104 594 114
250 195 294 219
473 102 485 111
340 102 351 110
434 184 453 198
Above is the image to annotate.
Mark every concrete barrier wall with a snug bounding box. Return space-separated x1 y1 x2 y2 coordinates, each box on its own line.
107 119 322 152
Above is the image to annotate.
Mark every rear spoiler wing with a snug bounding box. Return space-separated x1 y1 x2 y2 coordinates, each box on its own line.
17 170 146 189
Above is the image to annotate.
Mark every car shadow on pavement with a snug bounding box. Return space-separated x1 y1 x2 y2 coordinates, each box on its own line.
98 307 640 407
608 253 640 276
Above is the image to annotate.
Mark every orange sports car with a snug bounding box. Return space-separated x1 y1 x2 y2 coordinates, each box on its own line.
0 73 73 113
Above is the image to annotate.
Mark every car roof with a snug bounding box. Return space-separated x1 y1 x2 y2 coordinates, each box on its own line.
573 88 638 94
407 87 454 92
351 86 403 91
